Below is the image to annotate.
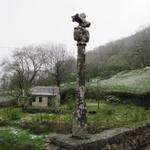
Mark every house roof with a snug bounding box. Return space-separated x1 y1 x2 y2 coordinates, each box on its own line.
31 86 59 96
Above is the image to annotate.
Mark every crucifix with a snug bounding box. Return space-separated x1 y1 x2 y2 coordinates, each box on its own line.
72 13 91 139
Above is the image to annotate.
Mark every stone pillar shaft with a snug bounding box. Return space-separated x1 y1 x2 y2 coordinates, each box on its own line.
72 13 90 139
77 43 86 86
72 43 87 138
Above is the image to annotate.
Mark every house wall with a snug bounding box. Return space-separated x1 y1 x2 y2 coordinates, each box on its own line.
32 96 48 107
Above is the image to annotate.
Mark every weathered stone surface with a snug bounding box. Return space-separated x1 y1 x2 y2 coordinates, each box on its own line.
72 13 90 28
45 121 150 150
71 13 91 139
74 26 90 43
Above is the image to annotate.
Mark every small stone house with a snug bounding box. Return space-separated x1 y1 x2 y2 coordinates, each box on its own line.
31 86 60 107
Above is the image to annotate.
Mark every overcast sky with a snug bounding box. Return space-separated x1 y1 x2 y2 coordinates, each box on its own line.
0 0 150 61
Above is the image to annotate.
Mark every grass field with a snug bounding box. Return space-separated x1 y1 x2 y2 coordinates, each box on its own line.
0 101 149 128
1 68 150 149
90 67 150 94
0 101 150 150
0 127 45 150
87 102 150 126
62 67 150 95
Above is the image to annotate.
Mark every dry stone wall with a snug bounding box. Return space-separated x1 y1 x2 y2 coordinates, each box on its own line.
45 121 150 150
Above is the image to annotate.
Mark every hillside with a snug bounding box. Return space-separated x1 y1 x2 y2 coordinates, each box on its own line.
90 67 150 94
86 26 150 79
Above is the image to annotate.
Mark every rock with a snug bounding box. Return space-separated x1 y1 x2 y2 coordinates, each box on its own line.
104 95 121 104
45 121 150 150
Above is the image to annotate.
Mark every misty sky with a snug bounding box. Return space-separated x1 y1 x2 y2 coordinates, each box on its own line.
0 0 150 61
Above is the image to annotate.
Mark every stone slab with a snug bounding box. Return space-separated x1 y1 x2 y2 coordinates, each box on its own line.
45 121 150 150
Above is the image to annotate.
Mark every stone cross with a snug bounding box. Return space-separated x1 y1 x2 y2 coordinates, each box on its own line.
72 13 91 139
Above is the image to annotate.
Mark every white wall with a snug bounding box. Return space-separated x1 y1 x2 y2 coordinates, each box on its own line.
32 96 48 107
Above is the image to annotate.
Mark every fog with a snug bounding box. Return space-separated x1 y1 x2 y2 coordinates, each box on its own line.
0 0 150 60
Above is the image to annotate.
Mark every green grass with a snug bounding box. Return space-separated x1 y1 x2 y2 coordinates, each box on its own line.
87 102 150 127
61 67 150 94
0 108 25 122
0 102 149 129
0 101 149 149
90 67 150 94
0 127 45 150
21 113 72 124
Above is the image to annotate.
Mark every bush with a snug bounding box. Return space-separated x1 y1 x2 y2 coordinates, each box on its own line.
0 117 8 126
18 96 32 107
4 108 22 120
61 86 99 102
0 128 44 150
85 86 97 99
66 95 74 111
61 87 75 103
31 113 52 124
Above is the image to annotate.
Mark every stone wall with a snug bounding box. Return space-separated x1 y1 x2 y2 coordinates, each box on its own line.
45 121 150 150
32 96 48 107
0 99 16 108
105 92 150 108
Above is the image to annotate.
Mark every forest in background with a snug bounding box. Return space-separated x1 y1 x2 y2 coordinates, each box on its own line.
86 26 150 80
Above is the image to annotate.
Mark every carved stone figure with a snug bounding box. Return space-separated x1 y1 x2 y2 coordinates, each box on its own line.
72 13 90 44
72 13 91 28
72 13 91 139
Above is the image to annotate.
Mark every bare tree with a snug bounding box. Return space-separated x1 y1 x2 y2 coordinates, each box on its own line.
1 45 46 96
0 73 10 94
44 44 70 87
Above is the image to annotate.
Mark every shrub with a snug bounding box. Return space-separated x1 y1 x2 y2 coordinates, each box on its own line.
0 129 44 150
31 113 51 124
0 117 8 126
66 95 74 111
18 96 32 107
4 108 22 120
61 87 75 103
